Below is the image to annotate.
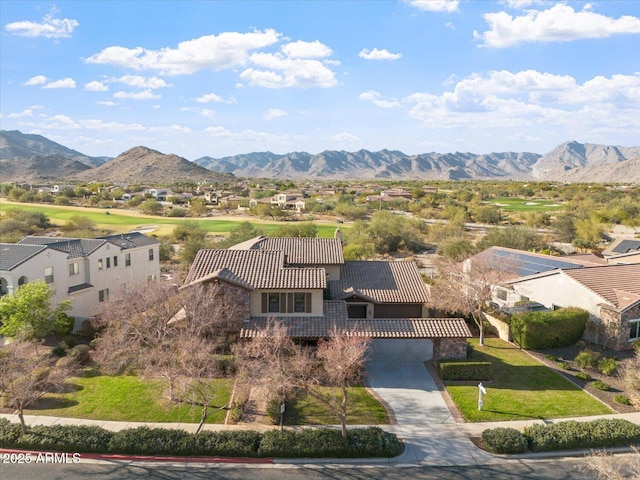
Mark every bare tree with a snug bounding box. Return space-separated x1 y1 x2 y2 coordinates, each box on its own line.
0 341 78 434
430 255 509 346
620 348 640 406
584 447 640 479
306 328 371 438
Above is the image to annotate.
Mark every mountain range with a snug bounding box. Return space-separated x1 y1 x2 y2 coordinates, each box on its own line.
1 130 639 183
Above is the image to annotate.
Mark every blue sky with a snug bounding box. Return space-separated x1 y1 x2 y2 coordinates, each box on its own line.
1 0 639 160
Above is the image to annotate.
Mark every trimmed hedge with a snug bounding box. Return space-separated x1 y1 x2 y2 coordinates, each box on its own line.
511 307 588 349
438 360 492 381
0 420 401 459
481 427 528 454
482 419 640 454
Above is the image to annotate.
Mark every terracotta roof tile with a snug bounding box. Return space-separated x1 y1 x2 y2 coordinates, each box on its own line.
329 261 429 303
562 264 640 310
229 236 344 265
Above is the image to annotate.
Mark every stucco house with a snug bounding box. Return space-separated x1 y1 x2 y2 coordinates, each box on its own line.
181 236 471 360
0 232 160 330
478 246 640 350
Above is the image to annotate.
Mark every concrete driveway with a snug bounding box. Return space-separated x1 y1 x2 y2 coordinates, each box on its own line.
366 339 495 466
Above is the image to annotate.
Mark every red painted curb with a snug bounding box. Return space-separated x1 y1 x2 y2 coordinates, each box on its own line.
0 448 273 464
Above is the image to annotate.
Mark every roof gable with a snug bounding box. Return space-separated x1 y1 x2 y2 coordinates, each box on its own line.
0 244 48 271
563 264 640 310
229 236 344 265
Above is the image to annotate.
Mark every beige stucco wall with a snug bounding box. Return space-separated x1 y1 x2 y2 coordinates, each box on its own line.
250 289 324 316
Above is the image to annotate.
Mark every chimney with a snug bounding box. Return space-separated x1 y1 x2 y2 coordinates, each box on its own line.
334 228 343 243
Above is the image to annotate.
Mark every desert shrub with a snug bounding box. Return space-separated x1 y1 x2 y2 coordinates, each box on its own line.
592 381 611 391
556 362 570 370
9 425 113 453
544 354 558 362
214 355 236 376
524 419 640 452
481 427 528 454
437 361 492 381
51 344 68 358
109 427 194 455
575 350 601 369
598 357 618 376
511 307 588 349
574 371 593 381
615 395 632 406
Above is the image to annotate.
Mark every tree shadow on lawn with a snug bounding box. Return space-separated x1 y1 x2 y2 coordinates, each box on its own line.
29 397 79 410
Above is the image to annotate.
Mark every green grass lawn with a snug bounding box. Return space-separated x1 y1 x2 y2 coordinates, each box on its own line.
485 197 564 212
26 371 233 424
445 338 613 422
0 202 342 237
286 387 389 425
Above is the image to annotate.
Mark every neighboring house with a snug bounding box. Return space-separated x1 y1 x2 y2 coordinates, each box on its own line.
271 193 306 212
145 188 175 202
182 236 471 360
0 233 160 330
602 239 640 265
498 264 640 351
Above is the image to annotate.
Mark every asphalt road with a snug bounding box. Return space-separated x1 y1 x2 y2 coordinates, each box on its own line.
0 456 623 480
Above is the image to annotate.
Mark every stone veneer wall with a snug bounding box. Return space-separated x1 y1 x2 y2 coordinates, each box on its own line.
601 303 640 351
433 338 468 361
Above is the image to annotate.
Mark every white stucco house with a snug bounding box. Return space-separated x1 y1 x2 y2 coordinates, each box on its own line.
0 232 160 330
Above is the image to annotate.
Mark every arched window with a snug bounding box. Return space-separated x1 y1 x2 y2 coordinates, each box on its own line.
0 277 8 297
18 276 28 287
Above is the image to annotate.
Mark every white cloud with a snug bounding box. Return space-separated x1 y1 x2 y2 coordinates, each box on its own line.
5 9 79 39
81 119 146 132
43 78 76 89
85 81 108 91
359 90 402 108
114 75 171 89
331 132 361 143
501 0 547 8
200 109 216 118
204 126 233 138
86 29 281 75
241 52 337 88
358 48 402 61
24 75 47 86
97 101 116 106
113 90 161 100
405 0 459 13
195 92 236 104
148 124 192 134
281 40 332 59
8 108 36 118
264 108 287 120
476 4 640 48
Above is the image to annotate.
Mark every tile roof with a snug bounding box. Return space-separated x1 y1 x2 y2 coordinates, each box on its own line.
0 243 47 271
562 264 640 311
18 236 106 258
229 236 344 265
98 232 159 249
241 314 471 339
329 261 429 303
184 249 326 290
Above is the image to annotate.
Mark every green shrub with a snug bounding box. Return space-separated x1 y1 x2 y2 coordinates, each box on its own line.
615 395 632 406
574 371 592 381
574 350 601 369
481 427 528 454
544 354 558 361
194 430 261 457
557 362 570 370
438 361 493 381
9 425 113 454
598 357 618 376
109 427 194 455
592 381 611 391
511 307 588 349
214 355 236 376
54 314 75 335
524 419 640 452
258 427 402 458
51 344 68 358
0 418 22 446
266 396 285 425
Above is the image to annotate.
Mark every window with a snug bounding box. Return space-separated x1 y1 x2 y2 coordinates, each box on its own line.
44 267 54 283
69 262 79 276
18 276 28 287
113 256 118 267
0 277 8 296
261 292 312 314
98 259 104 270
106 257 111 268
149 248 154 261
629 319 640 342
495 288 508 301
125 253 131 266
99 288 110 302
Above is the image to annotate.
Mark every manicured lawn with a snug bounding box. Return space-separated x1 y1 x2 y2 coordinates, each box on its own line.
485 197 564 212
445 338 613 422
0 202 343 237
26 370 233 424
286 387 390 425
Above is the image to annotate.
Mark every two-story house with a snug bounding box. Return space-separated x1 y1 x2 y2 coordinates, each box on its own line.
0 232 160 330
181 236 471 360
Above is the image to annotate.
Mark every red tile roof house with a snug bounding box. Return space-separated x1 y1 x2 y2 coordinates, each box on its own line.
181 236 471 360
477 247 640 351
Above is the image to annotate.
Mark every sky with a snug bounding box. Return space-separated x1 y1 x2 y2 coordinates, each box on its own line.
1 0 639 160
